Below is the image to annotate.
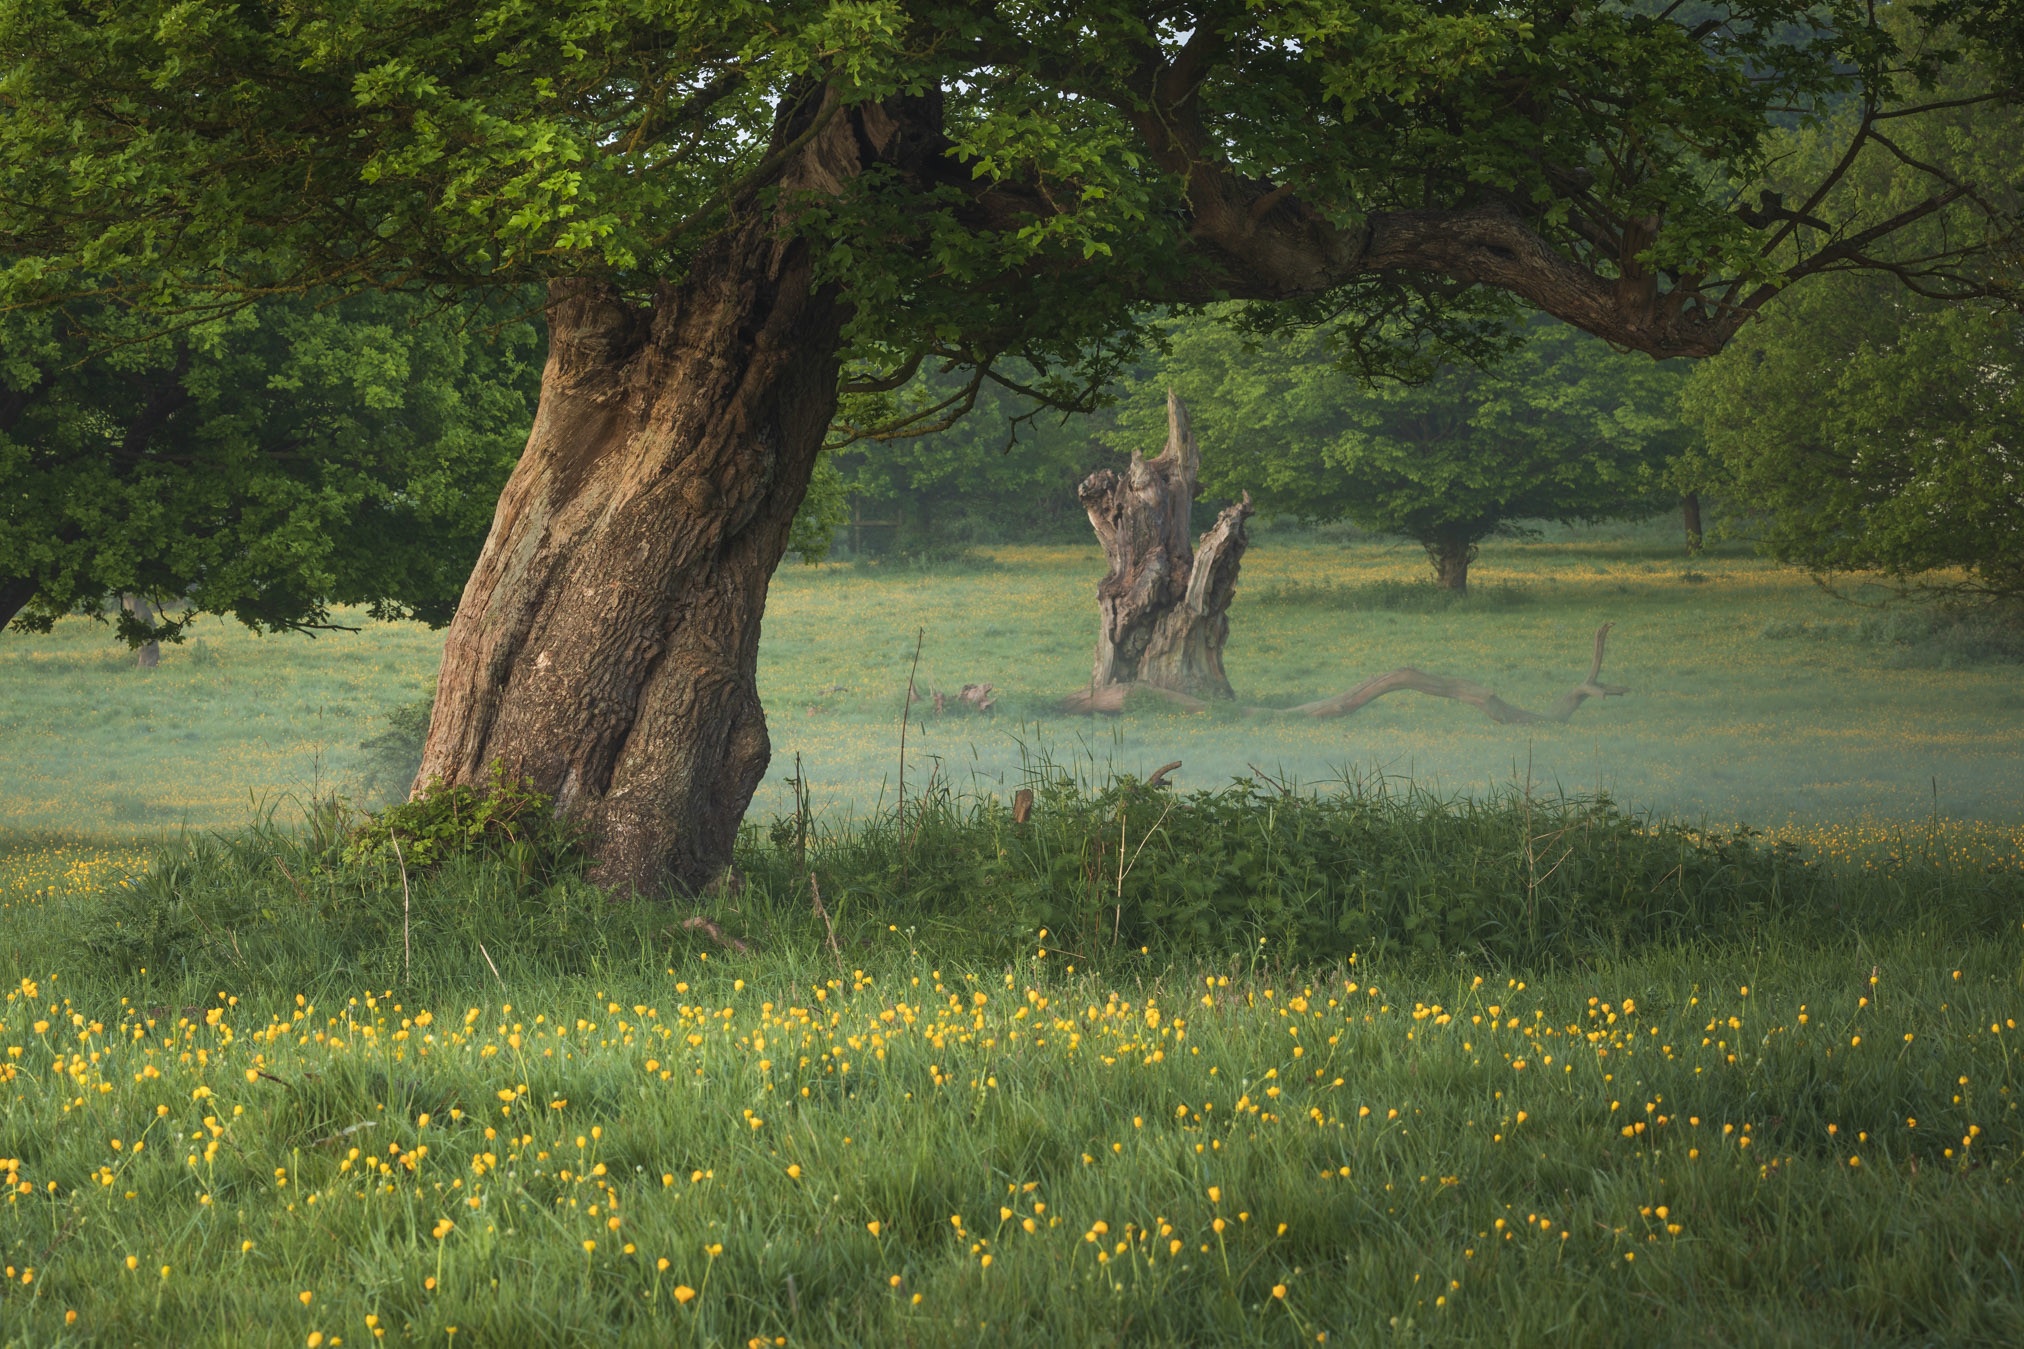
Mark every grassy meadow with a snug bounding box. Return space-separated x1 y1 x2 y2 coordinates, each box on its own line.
4 527 2024 1345
0 800 2021 1346
3 528 2023 840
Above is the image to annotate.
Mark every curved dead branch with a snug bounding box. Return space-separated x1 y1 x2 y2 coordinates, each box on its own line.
1060 624 1628 725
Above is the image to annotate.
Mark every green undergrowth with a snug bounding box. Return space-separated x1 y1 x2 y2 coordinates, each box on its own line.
745 773 2022 970
3 773 2018 1001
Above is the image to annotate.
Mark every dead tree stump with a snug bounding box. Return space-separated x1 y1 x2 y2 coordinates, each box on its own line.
1078 392 1253 700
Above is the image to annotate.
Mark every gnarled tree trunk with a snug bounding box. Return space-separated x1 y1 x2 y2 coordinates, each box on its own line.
415 89 937 898
1078 392 1252 700
1682 492 1704 555
1427 534 1476 594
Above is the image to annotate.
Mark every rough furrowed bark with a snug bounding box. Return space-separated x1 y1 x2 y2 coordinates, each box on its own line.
416 89 938 899
1062 623 1628 725
1078 392 1253 700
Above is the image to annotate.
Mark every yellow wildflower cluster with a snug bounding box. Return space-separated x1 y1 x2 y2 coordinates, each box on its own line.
1760 818 2024 873
0 844 147 912
0 946 2017 1340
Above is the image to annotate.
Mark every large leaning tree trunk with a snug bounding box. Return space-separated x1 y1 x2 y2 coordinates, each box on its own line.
1077 392 1253 700
415 88 939 898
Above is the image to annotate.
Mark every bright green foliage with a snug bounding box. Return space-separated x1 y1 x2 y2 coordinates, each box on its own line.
785 453 851 564
0 291 542 639
1 1 2011 638
1112 313 1689 580
1684 290 2024 599
0 2 1998 378
342 762 579 876
1680 80 2024 600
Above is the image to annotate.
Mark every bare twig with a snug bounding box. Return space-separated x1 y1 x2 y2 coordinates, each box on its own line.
478 943 506 993
272 857 308 904
679 915 752 954
309 1120 378 1148
898 626 924 814
391 835 412 985
809 872 844 974
1119 800 1178 898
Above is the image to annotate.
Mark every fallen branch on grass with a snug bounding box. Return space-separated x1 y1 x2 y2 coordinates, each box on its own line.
1060 624 1628 725
677 915 751 953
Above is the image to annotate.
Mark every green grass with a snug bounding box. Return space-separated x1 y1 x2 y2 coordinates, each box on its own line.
1 785 2022 1346
5 527 2024 838
5 527 2024 1343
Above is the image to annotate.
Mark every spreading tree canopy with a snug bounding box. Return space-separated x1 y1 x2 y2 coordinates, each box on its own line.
1 1 2015 893
6 3 2011 373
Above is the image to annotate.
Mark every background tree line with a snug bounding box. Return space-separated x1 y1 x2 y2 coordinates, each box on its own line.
826 308 1697 594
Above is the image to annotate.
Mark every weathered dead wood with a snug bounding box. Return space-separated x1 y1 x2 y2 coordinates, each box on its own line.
1079 392 1253 699
1060 624 1628 725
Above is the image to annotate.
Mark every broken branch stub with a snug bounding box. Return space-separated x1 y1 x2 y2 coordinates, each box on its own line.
1079 391 1253 700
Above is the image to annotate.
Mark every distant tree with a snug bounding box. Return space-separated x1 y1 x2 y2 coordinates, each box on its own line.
824 375 1120 557
0 292 542 645
784 454 851 565
1680 76 2024 601
1118 313 1691 592
1684 289 2024 600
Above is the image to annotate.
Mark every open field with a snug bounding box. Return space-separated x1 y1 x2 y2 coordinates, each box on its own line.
2 530 2022 846
0 795 2021 1346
